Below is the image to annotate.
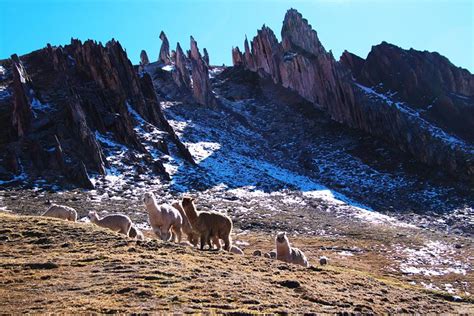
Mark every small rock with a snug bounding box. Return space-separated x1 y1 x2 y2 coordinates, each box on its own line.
278 280 301 289
319 256 328 265
253 250 262 256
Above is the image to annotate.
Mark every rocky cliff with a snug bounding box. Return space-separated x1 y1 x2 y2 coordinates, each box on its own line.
233 9 474 180
0 39 193 188
341 43 474 142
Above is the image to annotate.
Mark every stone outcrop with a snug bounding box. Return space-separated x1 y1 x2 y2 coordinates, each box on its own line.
339 50 364 79
203 48 210 66
233 8 474 180
10 54 33 139
172 42 191 90
189 36 216 106
341 43 474 142
158 31 170 64
0 38 194 188
140 50 150 66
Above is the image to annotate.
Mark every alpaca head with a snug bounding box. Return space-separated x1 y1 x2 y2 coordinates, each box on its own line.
142 192 156 205
88 211 98 221
276 232 289 244
181 196 195 208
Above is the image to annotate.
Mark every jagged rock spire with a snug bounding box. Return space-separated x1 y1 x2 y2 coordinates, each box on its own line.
158 31 170 64
140 50 150 66
189 36 216 106
172 42 191 90
203 48 210 66
231 7 474 180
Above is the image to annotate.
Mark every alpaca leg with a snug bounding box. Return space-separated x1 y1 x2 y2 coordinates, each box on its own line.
200 232 210 250
188 233 196 247
223 234 231 251
206 235 213 250
162 226 171 241
212 236 221 250
176 227 182 243
191 233 199 247
121 222 132 236
200 233 205 250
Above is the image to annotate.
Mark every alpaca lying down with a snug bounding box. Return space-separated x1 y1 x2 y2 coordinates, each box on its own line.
143 192 182 242
275 232 309 267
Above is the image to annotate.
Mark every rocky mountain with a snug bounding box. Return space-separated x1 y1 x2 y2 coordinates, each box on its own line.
1 8 473 310
0 39 194 189
232 9 474 181
0 9 472 227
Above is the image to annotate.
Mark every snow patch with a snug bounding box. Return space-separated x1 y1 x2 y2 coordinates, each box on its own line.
185 141 221 164
398 241 470 276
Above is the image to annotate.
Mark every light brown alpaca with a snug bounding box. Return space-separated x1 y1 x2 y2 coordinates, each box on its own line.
42 204 77 222
171 201 199 246
275 232 309 267
181 197 233 251
88 211 132 235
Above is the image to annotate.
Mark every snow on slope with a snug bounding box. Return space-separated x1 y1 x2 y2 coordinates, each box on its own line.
160 99 415 229
355 83 474 153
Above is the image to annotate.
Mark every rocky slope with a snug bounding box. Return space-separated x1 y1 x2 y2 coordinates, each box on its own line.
341 43 474 142
0 39 194 189
233 9 474 180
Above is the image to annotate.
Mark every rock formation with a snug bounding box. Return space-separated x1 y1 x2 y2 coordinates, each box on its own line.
10 54 33 139
189 36 216 106
140 50 150 66
233 8 474 180
0 38 193 188
203 48 210 66
341 43 474 142
172 42 191 90
158 31 170 64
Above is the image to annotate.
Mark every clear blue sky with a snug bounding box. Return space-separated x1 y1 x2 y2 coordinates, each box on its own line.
1 0 473 72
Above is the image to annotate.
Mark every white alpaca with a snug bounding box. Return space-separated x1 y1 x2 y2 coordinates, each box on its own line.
143 192 183 242
42 204 77 222
275 232 309 267
88 211 132 235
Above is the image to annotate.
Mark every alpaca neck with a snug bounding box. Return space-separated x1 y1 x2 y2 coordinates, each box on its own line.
183 202 199 227
276 240 291 258
90 215 100 224
145 200 161 220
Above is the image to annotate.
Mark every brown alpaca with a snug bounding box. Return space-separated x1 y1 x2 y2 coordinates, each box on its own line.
181 197 233 251
171 201 199 246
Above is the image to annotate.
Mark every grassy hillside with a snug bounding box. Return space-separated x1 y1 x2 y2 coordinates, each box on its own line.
0 212 472 314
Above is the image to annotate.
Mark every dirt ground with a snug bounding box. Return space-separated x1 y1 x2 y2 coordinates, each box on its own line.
0 211 472 314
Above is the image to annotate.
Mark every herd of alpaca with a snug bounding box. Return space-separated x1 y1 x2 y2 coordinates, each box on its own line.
41 192 310 267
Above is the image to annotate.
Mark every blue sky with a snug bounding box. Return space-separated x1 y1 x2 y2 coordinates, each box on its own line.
1 0 473 72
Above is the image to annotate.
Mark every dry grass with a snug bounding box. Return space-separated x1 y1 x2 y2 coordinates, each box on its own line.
0 212 472 314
